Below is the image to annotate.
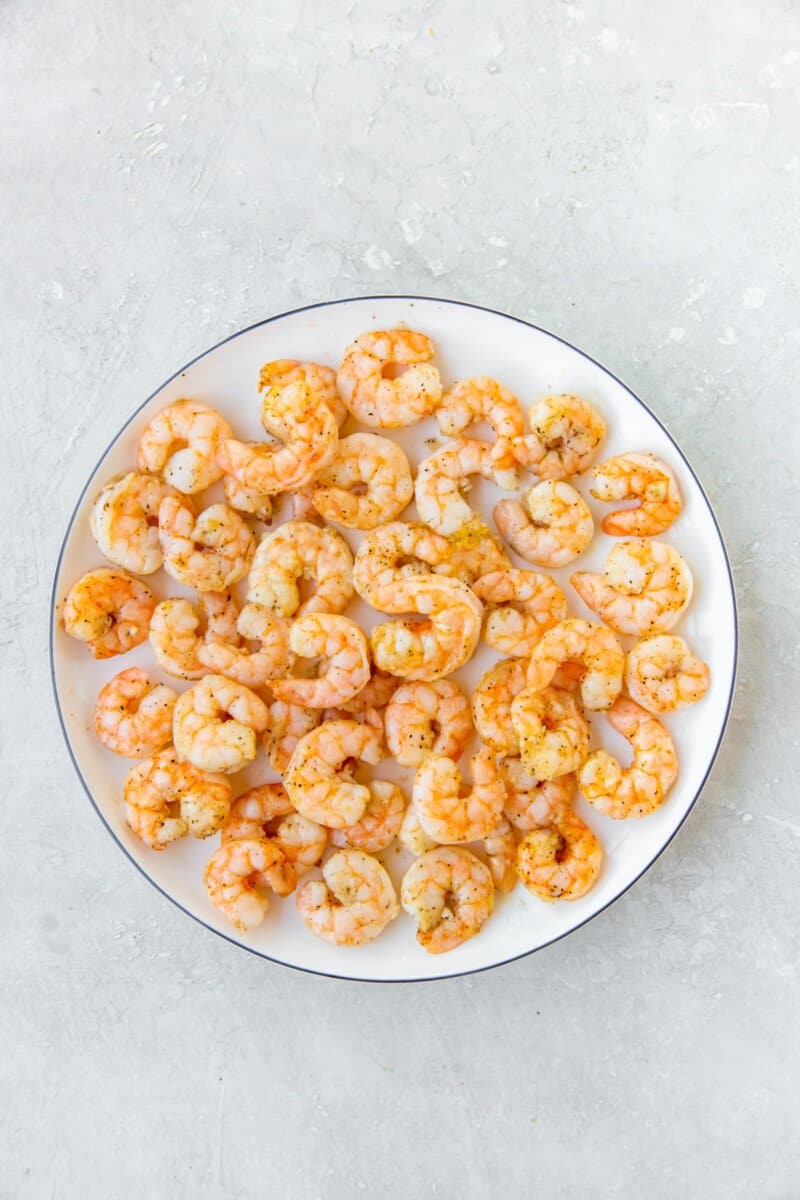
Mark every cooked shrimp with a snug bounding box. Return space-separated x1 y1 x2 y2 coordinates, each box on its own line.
352 521 451 610
269 614 370 708
63 568 155 660
590 452 682 537
511 685 590 780
571 539 693 636
222 475 273 523
137 399 232 493
436 376 524 477
479 817 517 893
159 496 255 592
337 669 401 714
471 658 529 756
401 847 494 954
513 394 605 479
398 804 439 855
124 747 231 849
434 516 512 586
516 811 602 901
173 674 269 773
527 618 624 711
322 704 385 746
336 328 442 427
263 698 322 774
385 680 472 767
259 358 347 429
149 592 241 680
296 849 399 945
416 438 519 536
89 471 173 574
625 634 711 713
221 784 326 895
247 521 354 616
579 697 678 819
94 668 176 758
310 433 413 530
494 481 594 568
472 568 568 658
330 781 408 852
414 748 506 844
198 604 292 686
500 759 576 832
205 838 286 931
369 576 483 681
284 719 384 827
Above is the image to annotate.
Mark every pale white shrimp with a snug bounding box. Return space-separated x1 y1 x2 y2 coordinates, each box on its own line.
369 576 483 682
500 759 576 833
478 817 517 893
401 847 494 955
149 592 241 680
247 521 354 616
296 849 399 945
137 399 233 493
205 838 286 931
433 517 512 586
159 496 255 592
124 747 232 849
173 674 269 773
90 471 173 574
511 686 590 780
269 614 370 708
527 618 625 711
94 667 177 758
625 634 711 713
222 475 274 523
571 539 693 636
259 358 347 429
516 811 602 901
398 804 439 855
590 452 682 537
63 568 155 660
416 438 519 536
221 784 326 895
336 328 442 427
198 604 292 687
471 658 529 756
352 521 451 611
472 568 568 658
384 680 472 767
494 481 594 568
513 393 605 479
414 748 506 844
330 781 408 852
284 719 384 828
263 699 322 774
310 433 414 530
435 376 524 478
579 697 678 819
337 669 402 714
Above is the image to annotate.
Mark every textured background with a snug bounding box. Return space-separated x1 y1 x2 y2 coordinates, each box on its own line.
3 1 799 1196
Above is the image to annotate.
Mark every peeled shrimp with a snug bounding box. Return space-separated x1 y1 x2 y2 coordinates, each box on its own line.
590 452 682 537
159 495 255 592
527 618 624 711
337 669 401 715
479 817 517 893
310 433 413 530
414 748 506 844
223 475 273 523
263 698 322 774
284 718 384 828
571 539 693 636
516 811 602 901
625 634 711 713
259 358 347 429
330 780 408 852
471 658 529 756
269 614 370 708
90 471 173 575
511 686 590 780
137 399 232 493
514 393 605 479
124 747 231 849
336 328 441 427
205 838 286 931
221 784 326 895
385 680 472 767
247 521 354 616
149 592 241 680
173 674 269 773
579 697 678 819
401 847 494 955
416 438 519 536
352 521 451 611
398 804 439 856
296 849 399 945
434 517 512 586
369 576 483 682
63 568 155 659
198 604 291 687
494 481 594 568
472 568 568 658
500 759 576 833
435 376 524 478
94 667 176 758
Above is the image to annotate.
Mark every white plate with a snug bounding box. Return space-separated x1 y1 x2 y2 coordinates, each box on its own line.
50 296 737 982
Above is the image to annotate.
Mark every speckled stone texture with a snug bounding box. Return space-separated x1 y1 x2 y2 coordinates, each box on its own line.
3 1 798 1196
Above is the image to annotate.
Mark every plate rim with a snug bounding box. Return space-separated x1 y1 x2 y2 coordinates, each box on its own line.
49 293 739 984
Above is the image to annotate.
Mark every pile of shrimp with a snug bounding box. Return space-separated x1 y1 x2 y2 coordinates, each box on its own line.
62 333 711 956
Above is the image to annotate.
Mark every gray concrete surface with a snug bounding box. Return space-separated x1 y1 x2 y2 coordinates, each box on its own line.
2 1 798 1196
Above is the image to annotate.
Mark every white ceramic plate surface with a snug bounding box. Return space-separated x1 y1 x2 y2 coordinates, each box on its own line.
51 296 737 982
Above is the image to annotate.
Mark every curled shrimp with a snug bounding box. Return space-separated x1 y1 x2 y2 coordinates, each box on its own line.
479 817 518 893
90 471 173 575
330 780 408 852
173 674 269 773
434 516 512 586
352 521 451 611
472 568 568 658
369 576 483 682
625 634 710 713
527 618 625 711
516 811 602 901
511 686 590 780
398 804 439 855
385 680 472 767
310 433 414 530
149 592 241 680
337 669 402 715
222 475 273 523
124 747 231 849
137 399 232 493
590 452 682 537
259 358 347 429
296 849 399 945
435 375 524 455
571 539 693 636
500 759 576 833
247 521 354 616
221 784 326 895
471 658 529 756
263 698 322 774
401 847 494 955
159 495 255 592
579 697 678 819
416 438 519 536
336 328 442 428
205 838 286 931
269 614 370 708
94 667 176 758
63 568 155 659
494 481 594 568
284 718 384 828
414 748 506 844
198 604 292 687
513 394 605 479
